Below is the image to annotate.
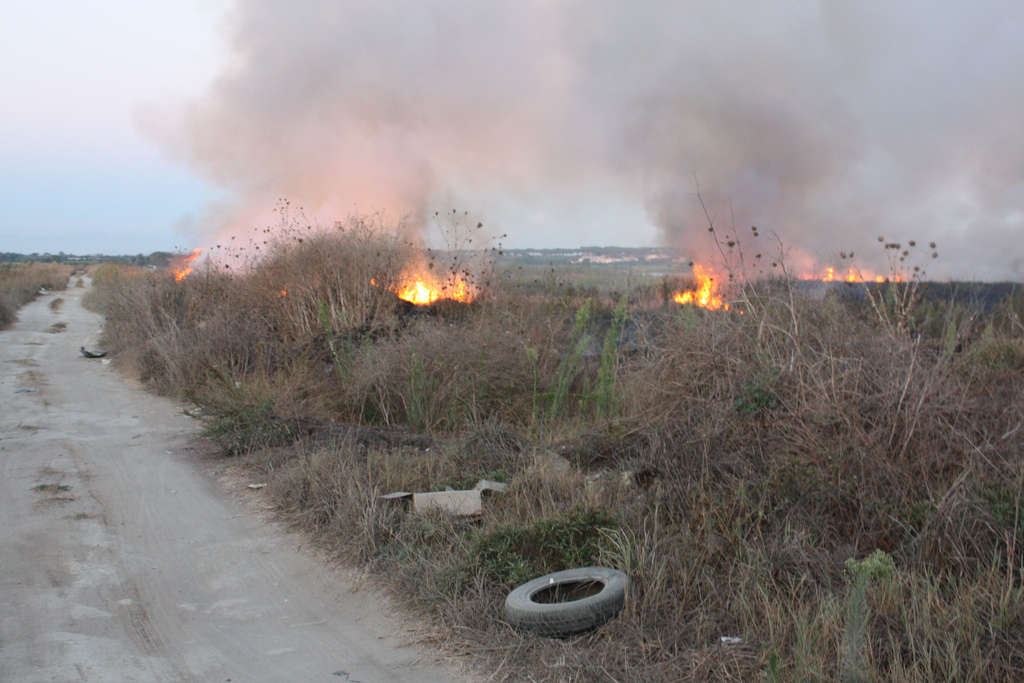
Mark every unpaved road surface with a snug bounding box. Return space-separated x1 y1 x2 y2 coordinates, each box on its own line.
1 282 459 682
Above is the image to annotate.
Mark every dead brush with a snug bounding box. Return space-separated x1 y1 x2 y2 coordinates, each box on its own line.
252 225 413 340
602 284 1024 680
89 217 1024 680
346 314 540 432
0 262 72 329
268 437 399 562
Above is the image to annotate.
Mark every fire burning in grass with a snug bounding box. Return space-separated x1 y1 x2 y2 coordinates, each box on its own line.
395 271 474 305
673 264 729 311
171 249 202 282
373 266 476 306
799 266 891 283
673 261 900 312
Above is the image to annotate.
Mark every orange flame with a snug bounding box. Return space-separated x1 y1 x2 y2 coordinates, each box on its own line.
374 266 475 305
171 249 202 282
394 270 474 305
798 267 893 283
673 264 729 311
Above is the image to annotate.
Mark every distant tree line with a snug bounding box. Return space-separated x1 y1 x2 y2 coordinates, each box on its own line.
0 251 177 267
499 246 677 266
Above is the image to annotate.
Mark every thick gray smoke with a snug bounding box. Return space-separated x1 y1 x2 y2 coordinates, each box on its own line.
153 1 1024 280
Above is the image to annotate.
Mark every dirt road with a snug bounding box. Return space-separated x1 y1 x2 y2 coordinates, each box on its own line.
0 281 459 682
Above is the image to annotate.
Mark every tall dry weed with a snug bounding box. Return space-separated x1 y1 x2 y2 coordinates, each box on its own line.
0 262 72 328
88 222 1024 680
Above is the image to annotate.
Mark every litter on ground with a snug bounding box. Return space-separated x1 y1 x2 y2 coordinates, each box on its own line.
381 479 508 517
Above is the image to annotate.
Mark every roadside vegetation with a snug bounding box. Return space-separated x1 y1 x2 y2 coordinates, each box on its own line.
88 218 1024 681
0 262 73 329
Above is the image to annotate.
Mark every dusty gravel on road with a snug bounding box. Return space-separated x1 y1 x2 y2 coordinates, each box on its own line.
0 280 461 682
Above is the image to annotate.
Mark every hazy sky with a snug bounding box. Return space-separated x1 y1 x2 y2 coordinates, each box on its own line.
2 2 1023 280
0 1 225 255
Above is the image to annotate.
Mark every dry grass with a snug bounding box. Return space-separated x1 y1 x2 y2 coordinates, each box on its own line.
0 263 72 329
89 226 1024 681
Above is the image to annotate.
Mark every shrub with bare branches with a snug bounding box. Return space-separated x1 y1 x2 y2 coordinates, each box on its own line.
89 222 1024 681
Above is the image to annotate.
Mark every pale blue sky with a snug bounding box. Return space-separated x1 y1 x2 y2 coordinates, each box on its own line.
0 1 225 254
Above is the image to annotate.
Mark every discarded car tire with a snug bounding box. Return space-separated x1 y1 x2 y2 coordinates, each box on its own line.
504 567 628 637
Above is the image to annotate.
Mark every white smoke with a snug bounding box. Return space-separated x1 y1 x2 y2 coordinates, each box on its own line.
149 1 1024 280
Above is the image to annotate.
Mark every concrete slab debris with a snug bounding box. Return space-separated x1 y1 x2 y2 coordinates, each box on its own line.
381 479 507 517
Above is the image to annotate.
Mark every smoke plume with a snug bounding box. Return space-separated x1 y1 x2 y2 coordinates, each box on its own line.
151 1 1024 279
